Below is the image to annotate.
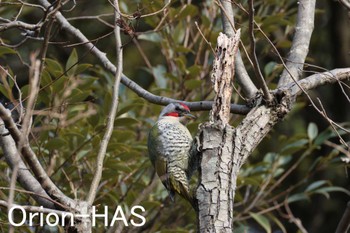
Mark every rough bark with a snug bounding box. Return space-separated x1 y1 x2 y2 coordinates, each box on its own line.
197 124 235 232
197 97 292 232
278 0 316 87
196 29 294 233
197 31 241 232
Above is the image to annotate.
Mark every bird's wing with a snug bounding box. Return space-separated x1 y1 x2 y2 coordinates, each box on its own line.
148 123 171 193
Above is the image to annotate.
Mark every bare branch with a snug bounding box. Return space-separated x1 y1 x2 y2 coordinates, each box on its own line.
336 201 350 233
248 0 272 101
194 21 215 54
0 19 41 32
324 140 350 159
86 0 123 206
0 125 55 209
285 68 350 96
278 0 316 87
218 0 258 99
338 0 350 11
118 0 171 19
0 104 75 208
36 0 249 114
284 201 308 233
0 200 70 216
283 68 350 150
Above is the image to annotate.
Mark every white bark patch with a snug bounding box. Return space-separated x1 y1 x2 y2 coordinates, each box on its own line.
210 31 241 125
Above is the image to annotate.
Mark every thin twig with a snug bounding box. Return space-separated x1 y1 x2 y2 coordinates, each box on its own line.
248 0 272 101
338 0 350 12
216 0 258 99
335 201 350 233
37 0 250 114
7 15 52 230
86 0 123 206
118 0 171 19
324 140 350 159
0 103 75 208
194 21 215 54
284 201 308 233
317 98 349 148
0 200 72 216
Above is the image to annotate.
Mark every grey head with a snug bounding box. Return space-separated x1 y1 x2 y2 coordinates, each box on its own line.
159 102 195 119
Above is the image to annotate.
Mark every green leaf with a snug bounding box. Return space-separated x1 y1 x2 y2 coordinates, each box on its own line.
45 58 63 76
117 102 145 117
52 76 68 94
66 48 78 76
314 186 350 197
115 117 139 126
263 152 278 163
278 155 292 166
79 76 99 90
175 45 192 53
184 79 201 90
0 46 17 56
287 193 309 203
0 86 10 99
173 21 186 43
307 122 318 141
69 89 91 103
45 138 67 150
187 65 201 78
281 139 308 154
75 63 93 74
177 4 198 20
305 180 328 193
152 65 167 89
41 70 52 88
105 162 132 173
138 32 162 42
314 128 333 146
264 61 277 77
270 215 287 233
249 213 271 233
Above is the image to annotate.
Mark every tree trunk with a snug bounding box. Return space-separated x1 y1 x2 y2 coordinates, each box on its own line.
197 100 292 232
195 31 294 232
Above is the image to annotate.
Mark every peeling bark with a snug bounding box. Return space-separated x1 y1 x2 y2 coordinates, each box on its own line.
197 31 241 233
197 124 235 232
196 31 293 232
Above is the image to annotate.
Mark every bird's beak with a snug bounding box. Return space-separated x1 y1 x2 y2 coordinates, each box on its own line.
184 113 196 119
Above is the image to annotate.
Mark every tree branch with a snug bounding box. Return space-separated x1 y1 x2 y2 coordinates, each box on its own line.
0 200 69 216
0 19 41 32
336 201 350 233
0 125 55 209
0 104 75 208
278 0 316 87
338 0 350 11
86 0 123 206
283 68 350 96
219 0 258 99
36 0 250 114
197 30 241 232
248 0 272 101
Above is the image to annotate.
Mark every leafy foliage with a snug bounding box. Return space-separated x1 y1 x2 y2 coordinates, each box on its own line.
235 122 350 232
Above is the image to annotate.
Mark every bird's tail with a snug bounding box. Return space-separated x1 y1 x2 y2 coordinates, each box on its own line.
168 174 198 211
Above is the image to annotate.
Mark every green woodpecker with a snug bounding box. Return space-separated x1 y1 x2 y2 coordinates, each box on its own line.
148 102 198 203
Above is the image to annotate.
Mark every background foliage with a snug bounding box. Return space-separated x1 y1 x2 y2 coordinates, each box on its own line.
0 0 349 232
